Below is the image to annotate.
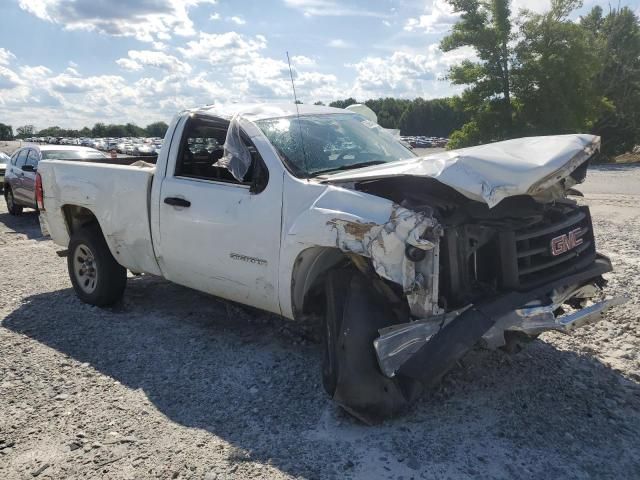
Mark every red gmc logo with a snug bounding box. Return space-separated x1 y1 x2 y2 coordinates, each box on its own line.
550 228 584 256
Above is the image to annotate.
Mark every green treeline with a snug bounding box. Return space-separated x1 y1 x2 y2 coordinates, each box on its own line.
11 121 169 140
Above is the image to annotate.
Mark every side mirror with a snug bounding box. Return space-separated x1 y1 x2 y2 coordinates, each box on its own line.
21 164 36 172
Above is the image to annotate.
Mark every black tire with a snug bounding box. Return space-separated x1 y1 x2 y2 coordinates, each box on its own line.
67 226 127 307
322 270 352 396
5 188 23 216
322 269 422 423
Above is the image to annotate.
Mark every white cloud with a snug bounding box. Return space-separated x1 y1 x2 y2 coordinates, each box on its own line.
0 48 16 66
349 46 476 99
327 39 352 48
20 65 53 80
512 0 550 14
291 55 316 66
117 50 192 74
283 0 387 17
178 32 267 65
17 0 217 43
404 0 459 33
0 66 22 90
228 16 246 25
210 12 221 20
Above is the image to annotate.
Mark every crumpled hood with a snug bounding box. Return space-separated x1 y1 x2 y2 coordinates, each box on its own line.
322 134 600 208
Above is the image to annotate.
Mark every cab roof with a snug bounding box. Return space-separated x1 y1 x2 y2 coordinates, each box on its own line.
188 102 347 121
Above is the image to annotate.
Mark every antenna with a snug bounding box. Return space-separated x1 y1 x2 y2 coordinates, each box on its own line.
286 51 309 176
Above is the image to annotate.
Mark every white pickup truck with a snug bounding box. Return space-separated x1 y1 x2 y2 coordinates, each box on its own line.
38 103 623 422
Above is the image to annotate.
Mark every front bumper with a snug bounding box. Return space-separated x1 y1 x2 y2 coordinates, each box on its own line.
374 255 626 379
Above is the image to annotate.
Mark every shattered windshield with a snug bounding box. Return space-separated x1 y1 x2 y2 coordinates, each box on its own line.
256 113 414 178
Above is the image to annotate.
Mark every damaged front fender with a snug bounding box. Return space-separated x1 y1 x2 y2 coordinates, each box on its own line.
285 185 443 318
327 205 442 317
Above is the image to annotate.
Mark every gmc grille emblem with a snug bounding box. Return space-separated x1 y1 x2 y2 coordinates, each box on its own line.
550 228 584 256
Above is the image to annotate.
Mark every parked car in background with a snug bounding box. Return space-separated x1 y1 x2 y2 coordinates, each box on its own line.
400 135 449 149
4 145 105 215
0 151 9 192
30 136 163 158
137 144 156 156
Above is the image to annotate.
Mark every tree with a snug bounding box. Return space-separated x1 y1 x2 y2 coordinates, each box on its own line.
325 97 468 136
329 98 358 109
398 98 467 137
104 124 126 137
16 125 35 138
511 0 607 137
365 98 412 129
441 0 515 147
582 6 640 155
91 123 107 137
145 121 169 137
0 123 13 140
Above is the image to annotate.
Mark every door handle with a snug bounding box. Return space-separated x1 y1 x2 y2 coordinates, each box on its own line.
164 197 191 208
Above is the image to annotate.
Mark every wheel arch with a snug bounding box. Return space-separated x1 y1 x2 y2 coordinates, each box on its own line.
290 246 356 319
61 204 103 237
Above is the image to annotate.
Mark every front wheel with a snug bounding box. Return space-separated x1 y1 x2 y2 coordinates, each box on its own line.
322 269 421 423
68 226 127 306
5 188 23 215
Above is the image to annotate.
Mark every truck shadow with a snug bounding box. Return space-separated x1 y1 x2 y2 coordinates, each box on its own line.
3 275 640 478
0 209 46 240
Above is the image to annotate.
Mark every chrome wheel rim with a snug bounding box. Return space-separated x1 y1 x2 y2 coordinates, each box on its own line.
73 243 98 294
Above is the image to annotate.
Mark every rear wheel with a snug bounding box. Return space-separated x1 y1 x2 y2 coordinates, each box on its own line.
5 188 23 215
322 268 421 423
68 226 127 306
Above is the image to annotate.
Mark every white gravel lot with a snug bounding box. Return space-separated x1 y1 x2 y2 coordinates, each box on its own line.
0 165 639 480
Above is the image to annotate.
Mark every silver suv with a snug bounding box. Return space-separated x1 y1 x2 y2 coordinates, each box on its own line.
4 145 105 215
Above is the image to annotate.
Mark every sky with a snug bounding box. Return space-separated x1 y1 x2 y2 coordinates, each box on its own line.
0 0 638 130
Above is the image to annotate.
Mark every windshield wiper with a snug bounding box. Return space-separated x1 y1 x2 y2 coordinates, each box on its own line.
312 161 387 176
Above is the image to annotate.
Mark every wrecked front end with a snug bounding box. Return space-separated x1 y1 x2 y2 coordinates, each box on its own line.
318 135 625 422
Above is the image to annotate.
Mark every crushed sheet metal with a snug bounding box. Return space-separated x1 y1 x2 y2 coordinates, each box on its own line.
374 307 469 377
481 295 628 349
328 205 443 317
321 134 600 208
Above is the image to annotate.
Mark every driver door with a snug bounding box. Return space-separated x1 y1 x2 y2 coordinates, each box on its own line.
156 115 283 314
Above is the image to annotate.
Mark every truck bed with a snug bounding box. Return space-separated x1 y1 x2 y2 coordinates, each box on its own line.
38 160 161 275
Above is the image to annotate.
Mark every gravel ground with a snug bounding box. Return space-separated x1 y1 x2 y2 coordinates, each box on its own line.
1 166 639 480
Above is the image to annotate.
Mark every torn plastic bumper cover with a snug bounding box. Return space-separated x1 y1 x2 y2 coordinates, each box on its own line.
375 256 625 383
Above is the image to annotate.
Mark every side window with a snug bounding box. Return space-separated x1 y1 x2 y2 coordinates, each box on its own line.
10 152 19 165
25 149 39 167
15 150 28 167
175 117 259 185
